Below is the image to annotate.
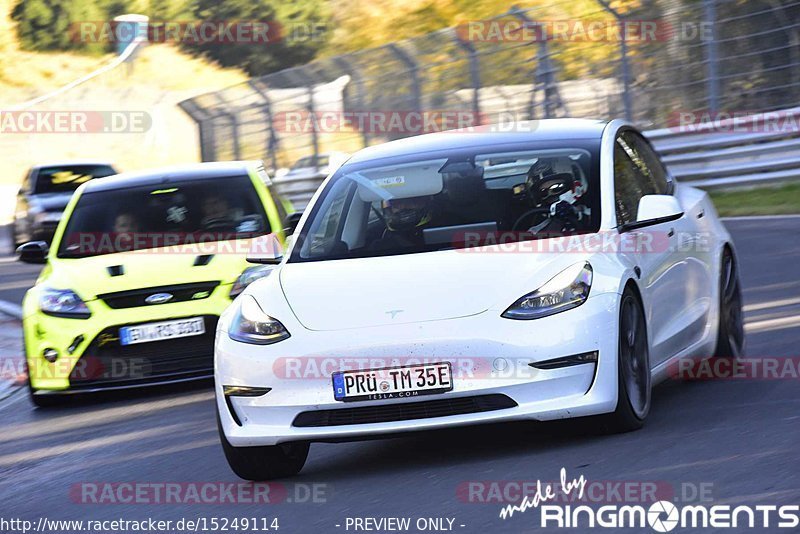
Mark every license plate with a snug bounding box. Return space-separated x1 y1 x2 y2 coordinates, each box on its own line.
120 317 205 346
332 362 453 402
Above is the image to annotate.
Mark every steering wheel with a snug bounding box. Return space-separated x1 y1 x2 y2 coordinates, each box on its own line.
512 208 551 232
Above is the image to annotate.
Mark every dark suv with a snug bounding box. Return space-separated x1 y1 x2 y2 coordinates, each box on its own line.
14 162 117 245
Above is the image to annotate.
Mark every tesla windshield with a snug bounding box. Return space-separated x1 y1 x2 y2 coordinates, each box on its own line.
291 146 600 262
57 175 269 258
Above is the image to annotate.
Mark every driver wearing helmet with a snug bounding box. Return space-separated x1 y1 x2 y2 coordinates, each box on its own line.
371 195 433 250
522 158 585 235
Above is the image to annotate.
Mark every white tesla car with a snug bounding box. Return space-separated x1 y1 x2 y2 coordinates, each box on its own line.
215 119 744 479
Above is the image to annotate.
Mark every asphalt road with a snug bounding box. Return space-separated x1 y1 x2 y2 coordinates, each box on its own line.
0 217 798 534
0 256 41 307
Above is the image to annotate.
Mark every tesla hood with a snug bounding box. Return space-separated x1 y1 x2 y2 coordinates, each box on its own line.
279 248 585 331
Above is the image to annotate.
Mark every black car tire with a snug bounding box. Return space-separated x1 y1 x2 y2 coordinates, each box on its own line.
217 411 308 480
713 247 745 359
602 286 651 433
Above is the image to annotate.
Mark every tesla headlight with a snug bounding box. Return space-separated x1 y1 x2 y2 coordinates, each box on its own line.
228 295 290 345
502 262 593 320
39 287 91 319
230 265 274 298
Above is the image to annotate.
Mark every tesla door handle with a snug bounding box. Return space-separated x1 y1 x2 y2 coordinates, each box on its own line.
697 210 705 219
668 228 675 237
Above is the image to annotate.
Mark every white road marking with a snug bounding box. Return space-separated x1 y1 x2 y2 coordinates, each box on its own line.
743 296 800 313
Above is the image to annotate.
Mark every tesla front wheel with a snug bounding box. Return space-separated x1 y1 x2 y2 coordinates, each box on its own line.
605 287 651 433
714 248 744 359
217 412 308 480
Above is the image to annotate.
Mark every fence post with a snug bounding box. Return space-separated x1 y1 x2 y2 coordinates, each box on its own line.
248 79 280 171
199 119 216 161
702 0 721 114
178 99 216 162
453 31 482 122
509 7 565 120
386 43 423 116
209 92 241 160
333 55 371 148
230 112 241 160
285 68 320 167
596 0 633 121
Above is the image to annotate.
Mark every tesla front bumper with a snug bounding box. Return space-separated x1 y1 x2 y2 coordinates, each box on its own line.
216 292 621 447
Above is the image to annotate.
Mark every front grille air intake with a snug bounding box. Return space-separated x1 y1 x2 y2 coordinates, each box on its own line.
98 282 220 309
292 394 517 427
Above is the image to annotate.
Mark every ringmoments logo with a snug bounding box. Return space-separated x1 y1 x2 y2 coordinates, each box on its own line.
499 469 800 531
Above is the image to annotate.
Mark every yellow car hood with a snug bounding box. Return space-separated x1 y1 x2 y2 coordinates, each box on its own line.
44 244 252 300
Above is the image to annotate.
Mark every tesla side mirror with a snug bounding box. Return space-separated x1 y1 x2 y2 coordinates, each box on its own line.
636 195 684 224
17 241 49 264
284 212 302 236
247 233 284 265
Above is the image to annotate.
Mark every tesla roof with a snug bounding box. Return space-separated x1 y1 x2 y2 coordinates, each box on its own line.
82 161 259 193
346 119 611 164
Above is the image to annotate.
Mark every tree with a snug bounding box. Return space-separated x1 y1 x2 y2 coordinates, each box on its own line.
11 0 132 53
12 0 99 51
183 0 329 76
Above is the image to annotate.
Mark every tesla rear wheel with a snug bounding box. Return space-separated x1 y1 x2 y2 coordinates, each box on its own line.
605 288 651 433
714 248 744 359
217 412 308 480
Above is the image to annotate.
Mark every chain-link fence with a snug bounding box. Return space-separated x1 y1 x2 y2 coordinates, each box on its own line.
179 0 800 173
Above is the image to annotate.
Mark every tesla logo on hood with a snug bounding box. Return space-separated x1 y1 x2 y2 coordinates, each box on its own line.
386 309 403 319
145 293 174 305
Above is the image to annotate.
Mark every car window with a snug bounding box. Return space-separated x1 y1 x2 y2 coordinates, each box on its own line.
292 155 329 170
299 179 353 257
292 156 313 170
619 132 670 195
34 165 116 194
291 146 600 262
57 175 270 258
614 140 647 226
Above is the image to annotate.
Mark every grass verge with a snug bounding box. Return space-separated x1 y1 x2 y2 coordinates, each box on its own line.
708 182 800 217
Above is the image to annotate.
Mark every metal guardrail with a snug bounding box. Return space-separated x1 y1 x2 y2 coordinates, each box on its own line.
8 39 145 112
272 173 327 210
646 107 800 189
272 108 800 211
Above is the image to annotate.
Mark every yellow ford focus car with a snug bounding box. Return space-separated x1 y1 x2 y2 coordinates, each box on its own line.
17 161 295 407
